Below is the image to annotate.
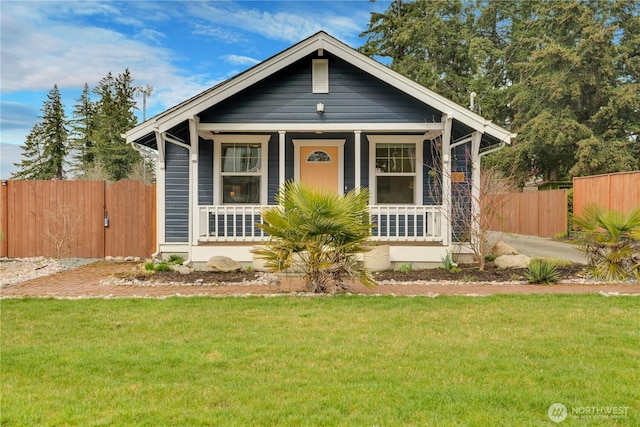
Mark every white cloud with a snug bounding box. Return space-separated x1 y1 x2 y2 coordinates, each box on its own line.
1 5 175 93
221 54 260 66
192 2 367 46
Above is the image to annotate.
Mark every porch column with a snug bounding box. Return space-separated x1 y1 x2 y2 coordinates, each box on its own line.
441 115 453 247
154 129 166 251
470 131 482 251
189 117 199 248
354 131 361 188
279 131 286 188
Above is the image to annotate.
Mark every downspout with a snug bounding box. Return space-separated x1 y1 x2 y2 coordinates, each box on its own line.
125 134 162 260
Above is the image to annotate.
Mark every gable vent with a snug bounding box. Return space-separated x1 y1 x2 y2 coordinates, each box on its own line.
312 59 329 93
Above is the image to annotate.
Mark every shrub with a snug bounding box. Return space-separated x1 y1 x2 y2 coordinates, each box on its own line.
440 251 461 273
572 204 640 281
154 262 172 272
398 263 413 274
254 181 377 293
144 261 156 271
168 254 184 265
524 259 560 284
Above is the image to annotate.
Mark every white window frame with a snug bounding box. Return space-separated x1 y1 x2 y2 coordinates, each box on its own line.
312 59 329 93
213 134 270 205
367 135 424 205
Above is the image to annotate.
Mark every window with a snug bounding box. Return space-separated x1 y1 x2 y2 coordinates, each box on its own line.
368 135 424 205
214 135 269 204
312 59 329 93
306 150 331 162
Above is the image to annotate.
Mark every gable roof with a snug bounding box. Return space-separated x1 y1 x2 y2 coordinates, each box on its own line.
125 31 515 145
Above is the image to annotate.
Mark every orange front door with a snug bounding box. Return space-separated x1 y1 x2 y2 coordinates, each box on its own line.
299 145 339 194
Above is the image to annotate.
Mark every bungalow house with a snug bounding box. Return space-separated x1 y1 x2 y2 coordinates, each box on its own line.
125 31 515 268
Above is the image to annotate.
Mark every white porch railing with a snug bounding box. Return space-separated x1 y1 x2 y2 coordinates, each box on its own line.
197 205 444 243
369 205 443 242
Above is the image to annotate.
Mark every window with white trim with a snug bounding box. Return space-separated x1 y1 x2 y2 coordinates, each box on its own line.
214 135 269 204
368 135 423 205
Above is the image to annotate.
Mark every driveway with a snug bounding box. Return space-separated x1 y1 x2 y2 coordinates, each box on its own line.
488 232 587 264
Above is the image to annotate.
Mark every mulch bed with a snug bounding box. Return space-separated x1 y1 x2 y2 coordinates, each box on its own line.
135 262 586 284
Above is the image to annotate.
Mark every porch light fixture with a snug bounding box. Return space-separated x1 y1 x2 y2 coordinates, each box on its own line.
316 102 324 114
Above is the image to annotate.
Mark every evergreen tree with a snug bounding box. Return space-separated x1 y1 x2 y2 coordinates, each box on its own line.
360 0 640 181
11 123 47 180
92 69 140 181
12 85 68 180
69 83 97 177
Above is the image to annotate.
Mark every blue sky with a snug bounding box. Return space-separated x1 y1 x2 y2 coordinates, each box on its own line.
0 0 392 178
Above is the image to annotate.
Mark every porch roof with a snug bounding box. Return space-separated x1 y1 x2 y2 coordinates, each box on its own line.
126 31 515 149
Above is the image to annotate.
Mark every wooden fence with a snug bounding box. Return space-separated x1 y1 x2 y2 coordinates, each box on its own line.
573 171 640 216
0 180 155 258
484 189 568 238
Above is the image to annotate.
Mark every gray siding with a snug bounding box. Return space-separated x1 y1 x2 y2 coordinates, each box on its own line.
199 53 441 124
198 138 213 205
165 142 189 242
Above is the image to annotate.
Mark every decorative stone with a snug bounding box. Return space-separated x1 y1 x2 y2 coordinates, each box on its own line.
492 241 519 257
207 256 242 272
495 254 531 269
174 266 192 275
124 256 134 262
115 256 125 263
105 256 114 262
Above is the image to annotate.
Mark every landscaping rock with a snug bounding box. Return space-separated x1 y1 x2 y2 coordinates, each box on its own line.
207 256 242 272
174 265 192 275
495 254 531 269
492 241 519 257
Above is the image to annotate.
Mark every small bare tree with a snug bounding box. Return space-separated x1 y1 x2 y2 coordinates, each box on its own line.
426 143 520 270
45 200 83 258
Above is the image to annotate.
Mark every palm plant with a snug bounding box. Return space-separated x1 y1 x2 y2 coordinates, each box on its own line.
253 181 377 293
572 203 640 281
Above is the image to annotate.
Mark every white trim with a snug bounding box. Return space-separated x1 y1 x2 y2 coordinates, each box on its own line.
441 116 453 247
197 122 443 133
189 117 199 248
366 135 428 144
292 139 345 194
212 134 270 205
154 130 166 248
278 131 286 188
366 134 424 205
470 131 482 251
354 131 361 188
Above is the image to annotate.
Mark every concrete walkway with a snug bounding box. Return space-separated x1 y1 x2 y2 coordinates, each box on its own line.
488 232 587 264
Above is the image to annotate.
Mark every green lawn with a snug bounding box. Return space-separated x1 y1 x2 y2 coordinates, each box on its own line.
2 295 638 426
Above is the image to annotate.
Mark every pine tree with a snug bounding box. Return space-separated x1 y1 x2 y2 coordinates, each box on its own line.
11 123 47 180
69 83 97 177
92 69 140 181
12 85 68 180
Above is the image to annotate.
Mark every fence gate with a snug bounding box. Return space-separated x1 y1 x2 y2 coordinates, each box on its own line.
0 180 155 258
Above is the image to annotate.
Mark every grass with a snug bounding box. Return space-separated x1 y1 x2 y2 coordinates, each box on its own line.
2 296 639 426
